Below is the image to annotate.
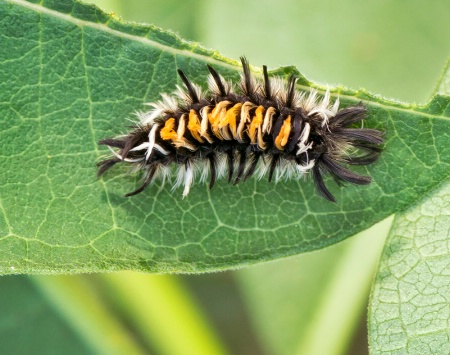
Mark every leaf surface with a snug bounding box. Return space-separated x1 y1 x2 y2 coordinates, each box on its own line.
369 181 450 354
1 0 449 273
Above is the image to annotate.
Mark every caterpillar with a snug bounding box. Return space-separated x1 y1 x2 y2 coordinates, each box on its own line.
97 58 383 202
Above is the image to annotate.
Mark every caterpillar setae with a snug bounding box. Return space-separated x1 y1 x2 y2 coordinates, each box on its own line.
97 57 383 202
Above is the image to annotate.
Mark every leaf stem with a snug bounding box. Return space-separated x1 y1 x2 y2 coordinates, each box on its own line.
30 275 145 355
99 272 228 355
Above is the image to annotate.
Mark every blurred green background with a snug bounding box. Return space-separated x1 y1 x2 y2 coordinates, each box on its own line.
2 0 448 354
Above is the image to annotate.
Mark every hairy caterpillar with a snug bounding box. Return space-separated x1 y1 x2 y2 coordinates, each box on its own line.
98 58 383 202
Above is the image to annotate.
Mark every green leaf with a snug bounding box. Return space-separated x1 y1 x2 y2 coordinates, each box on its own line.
368 181 450 354
1 0 449 274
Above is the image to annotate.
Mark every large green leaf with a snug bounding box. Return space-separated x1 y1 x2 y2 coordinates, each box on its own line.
369 181 450 354
1 0 449 274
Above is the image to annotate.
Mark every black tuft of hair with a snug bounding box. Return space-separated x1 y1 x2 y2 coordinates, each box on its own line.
177 69 199 103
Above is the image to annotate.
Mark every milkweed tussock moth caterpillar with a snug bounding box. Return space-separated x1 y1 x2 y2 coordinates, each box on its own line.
97 58 383 202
